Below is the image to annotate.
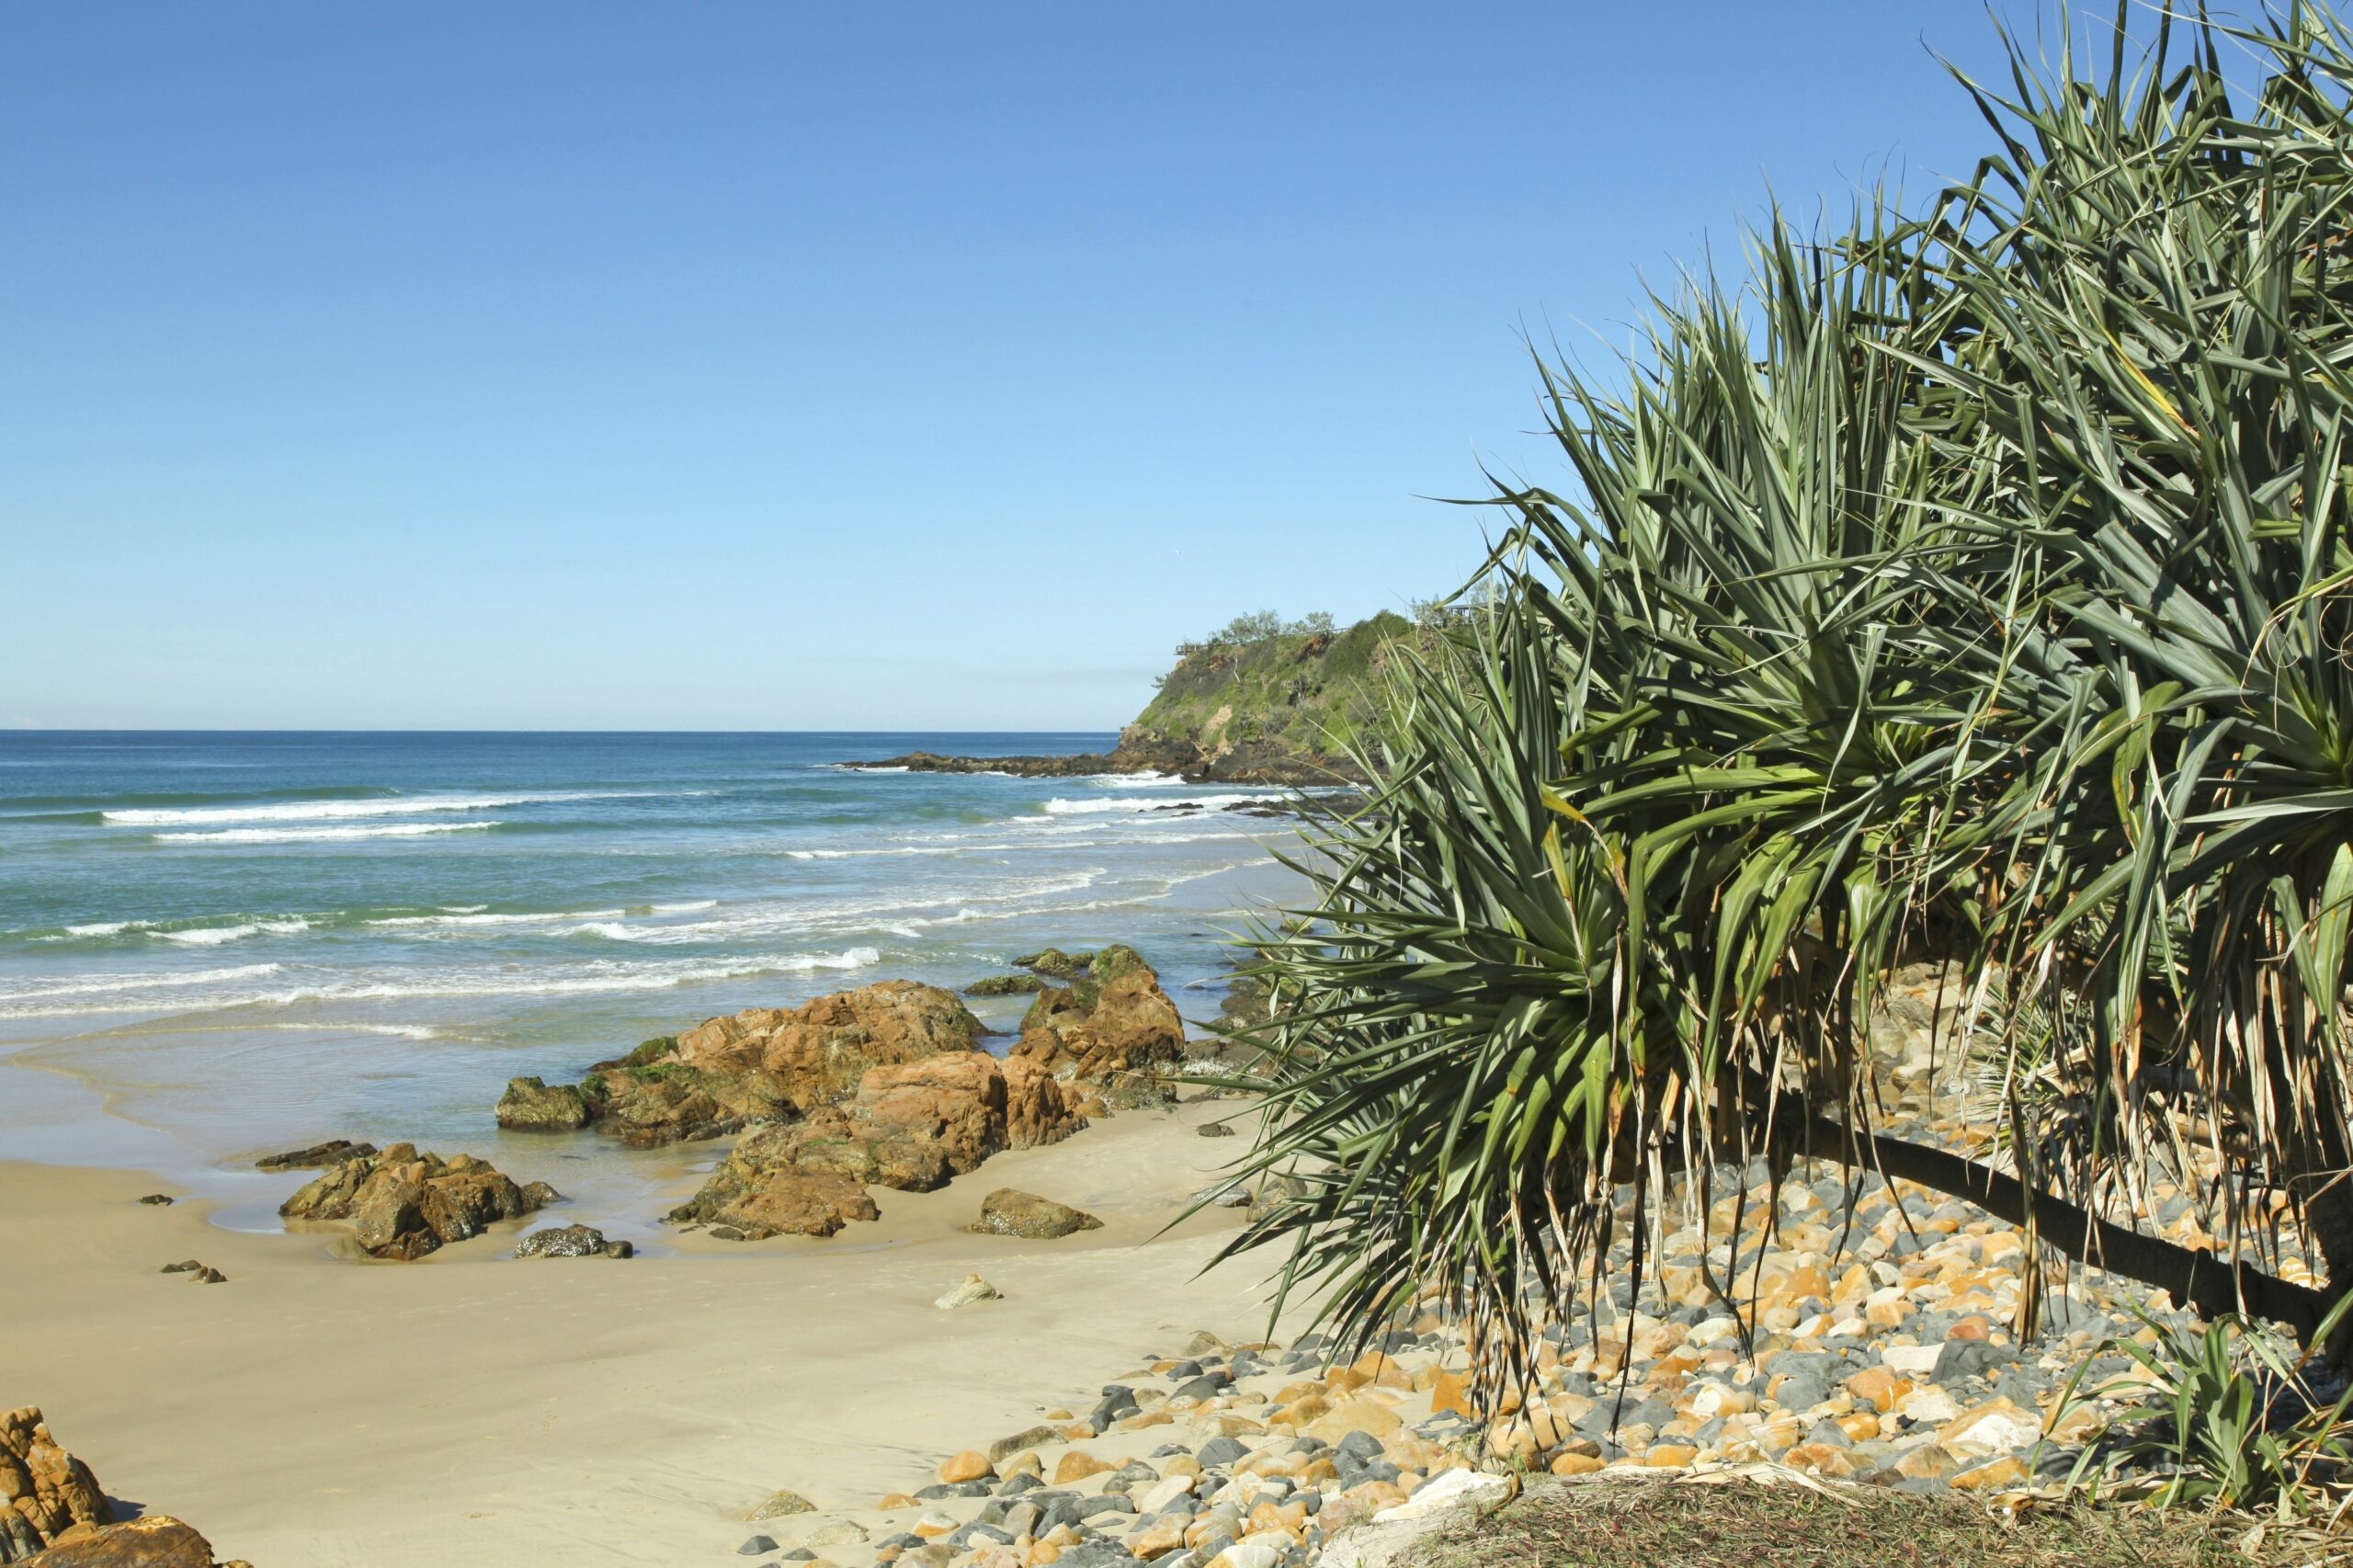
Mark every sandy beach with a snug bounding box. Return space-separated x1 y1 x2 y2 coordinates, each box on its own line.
0 1098 1279 1568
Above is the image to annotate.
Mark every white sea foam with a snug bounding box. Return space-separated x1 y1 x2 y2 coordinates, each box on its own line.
0 962 284 1004
64 921 137 937
1088 771 1184 787
370 906 625 929
1042 793 1285 816
650 900 718 914
161 918 309 946
153 822 498 845
0 949 883 1019
106 790 658 826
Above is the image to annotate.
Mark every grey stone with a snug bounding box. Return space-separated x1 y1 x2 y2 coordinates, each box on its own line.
740 1537 779 1556
1196 1437 1248 1470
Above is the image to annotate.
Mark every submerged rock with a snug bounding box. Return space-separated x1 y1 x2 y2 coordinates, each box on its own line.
254 1138 378 1170
1012 949 1097 980
278 1143 557 1260
964 973 1046 996
494 1076 591 1131
969 1187 1103 1239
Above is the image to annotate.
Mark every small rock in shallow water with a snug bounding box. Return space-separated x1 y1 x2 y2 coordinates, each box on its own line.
256 1138 378 1170
135 1193 174 1206
193 1267 227 1283
160 1260 201 1274
935 1274 1001 1309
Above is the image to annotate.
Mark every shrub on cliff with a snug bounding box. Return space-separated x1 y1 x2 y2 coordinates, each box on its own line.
1220 3 2353 1409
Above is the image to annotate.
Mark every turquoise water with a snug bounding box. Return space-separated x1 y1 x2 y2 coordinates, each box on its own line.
0 732 1304 1243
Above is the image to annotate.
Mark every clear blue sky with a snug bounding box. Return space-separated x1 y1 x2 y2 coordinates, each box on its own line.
3 2 2108 730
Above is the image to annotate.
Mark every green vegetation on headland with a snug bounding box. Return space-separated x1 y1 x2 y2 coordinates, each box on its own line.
851 609 1422 784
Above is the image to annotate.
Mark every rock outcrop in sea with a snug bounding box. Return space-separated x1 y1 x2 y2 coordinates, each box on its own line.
504 980 987 1146
847 614 1415 786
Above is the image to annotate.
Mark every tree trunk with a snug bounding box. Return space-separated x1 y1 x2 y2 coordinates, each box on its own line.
1774 1106 2338 1344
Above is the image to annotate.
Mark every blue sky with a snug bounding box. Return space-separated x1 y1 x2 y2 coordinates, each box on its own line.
5 2 2104 729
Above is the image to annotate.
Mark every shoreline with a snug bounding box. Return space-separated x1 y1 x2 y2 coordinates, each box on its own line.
0 1098 1287 1567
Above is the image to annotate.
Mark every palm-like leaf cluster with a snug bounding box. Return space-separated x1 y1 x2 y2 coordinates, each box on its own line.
1220 5 2353 1400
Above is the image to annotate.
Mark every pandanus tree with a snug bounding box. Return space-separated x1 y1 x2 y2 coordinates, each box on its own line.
1217 5 2353 1398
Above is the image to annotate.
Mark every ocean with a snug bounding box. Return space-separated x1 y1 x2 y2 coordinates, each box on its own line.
0 732 1306 1245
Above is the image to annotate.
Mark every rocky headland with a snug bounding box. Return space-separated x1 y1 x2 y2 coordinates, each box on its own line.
849 615 1414 787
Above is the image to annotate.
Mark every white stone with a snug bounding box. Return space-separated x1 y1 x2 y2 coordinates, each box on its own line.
934 1274 1001 1309
1941 1403 2041 1461
1138 1475 1198 1513
1683 1316 1741 1348
1897 1386 1962 1425
1371 1467 1512 1522
1210 1545 1280 1568
1881 1345 1943 1376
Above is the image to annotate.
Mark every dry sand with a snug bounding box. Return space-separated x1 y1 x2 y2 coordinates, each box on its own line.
0 1099 1284 1567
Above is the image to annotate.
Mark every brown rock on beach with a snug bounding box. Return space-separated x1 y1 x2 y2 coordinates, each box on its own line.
572 981 991 1145
969 1188 1103 1239
278 1143 556 1260
666 1051 1086 1240
1008 947 1187 1083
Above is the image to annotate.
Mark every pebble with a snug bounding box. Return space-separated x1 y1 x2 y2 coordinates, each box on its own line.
934 1275 1001 1310
722 1017 2292 1568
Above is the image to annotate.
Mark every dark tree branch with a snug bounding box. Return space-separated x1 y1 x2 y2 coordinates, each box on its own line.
1781 1107 2335 1341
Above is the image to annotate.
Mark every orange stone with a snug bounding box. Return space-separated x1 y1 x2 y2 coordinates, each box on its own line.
1550 1452 1605 1475
1783 1442 1859 1479
1054 1450 1111 1484
1643 1444 1699 1467
1428 1368 1472 1420
1845 1367 1912 1413
940 1449 995 1483
1949 1455 2030 1493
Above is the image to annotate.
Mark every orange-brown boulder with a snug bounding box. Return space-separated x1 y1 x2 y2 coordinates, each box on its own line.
573 982 986 1145
666 1053 1084 1241
278 1143 557 1260
1010 947 1187 1082
1 1408 109 1558
674 981 983 1105
20 1515 230 1567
